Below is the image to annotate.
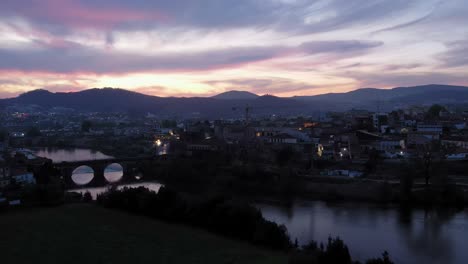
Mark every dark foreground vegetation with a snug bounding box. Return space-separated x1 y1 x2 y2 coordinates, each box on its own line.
97 186 292 250
97 186 394 264
0 204 285 264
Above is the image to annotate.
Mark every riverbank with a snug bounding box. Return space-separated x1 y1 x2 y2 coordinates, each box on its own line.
0 204 286 264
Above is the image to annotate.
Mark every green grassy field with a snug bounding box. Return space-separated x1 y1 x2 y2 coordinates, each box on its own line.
0 204 286 264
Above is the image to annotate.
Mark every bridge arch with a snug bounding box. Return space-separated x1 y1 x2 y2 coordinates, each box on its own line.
54 156 158 188
71 165 95 185
104 163 124 183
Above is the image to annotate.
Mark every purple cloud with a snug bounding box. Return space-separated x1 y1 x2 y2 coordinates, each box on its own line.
0 39 381 74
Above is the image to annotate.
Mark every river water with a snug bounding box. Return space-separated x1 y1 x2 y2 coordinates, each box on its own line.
257 201 468 264
35 148 468 264
34 148 114 163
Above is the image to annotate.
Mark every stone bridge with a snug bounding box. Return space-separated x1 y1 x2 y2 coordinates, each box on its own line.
54 156 160 188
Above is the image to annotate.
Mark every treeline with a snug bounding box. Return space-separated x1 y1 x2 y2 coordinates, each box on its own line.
96 187 394 264
290 238 393 264
96 186 291 250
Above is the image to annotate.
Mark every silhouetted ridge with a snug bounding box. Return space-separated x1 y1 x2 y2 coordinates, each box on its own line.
2 84 468 116
212 90 259 100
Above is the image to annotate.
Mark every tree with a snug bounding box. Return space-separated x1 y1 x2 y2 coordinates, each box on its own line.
161 120 177 128
83 191 93 203
28 161 64 205
277 146 295 167
366 251 394 264
365 148 380 174
423 152 432 186
400 164 414 203
319 237 352 264
426 104 446 119
26 126 41 137
0 129 6 141
34 160 61 184
81 120 92 132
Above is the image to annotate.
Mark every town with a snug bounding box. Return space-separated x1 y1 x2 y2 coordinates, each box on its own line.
2 102 468 207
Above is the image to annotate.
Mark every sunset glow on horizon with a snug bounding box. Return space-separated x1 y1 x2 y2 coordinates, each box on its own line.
1 0 468 98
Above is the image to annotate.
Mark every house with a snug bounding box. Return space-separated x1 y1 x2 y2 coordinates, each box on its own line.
375 138 405 152
407 132 439 147
10 168 35 185
12 172 35 185
219 125 253 143
269 133 298 144
441 137 468 150
373 113 389 129
446 153 468 160
417 124 443 134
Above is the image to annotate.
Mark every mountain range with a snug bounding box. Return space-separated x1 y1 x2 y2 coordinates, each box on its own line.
1 84 468 118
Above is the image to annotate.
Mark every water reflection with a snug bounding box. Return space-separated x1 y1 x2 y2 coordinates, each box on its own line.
256 201 468 264
69 182 163 200
71 165 94 185
35 148 113 162
104 163 124 183
396 209 456 264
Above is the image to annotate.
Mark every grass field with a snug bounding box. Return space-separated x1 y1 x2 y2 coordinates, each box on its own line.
0 204 286 264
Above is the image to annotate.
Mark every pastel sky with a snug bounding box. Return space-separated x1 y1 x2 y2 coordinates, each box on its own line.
1 0 468 98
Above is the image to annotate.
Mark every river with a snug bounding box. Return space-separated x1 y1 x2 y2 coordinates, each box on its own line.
34 148 114 163
34 148 163 194
35 148 468 264
257 201 468 264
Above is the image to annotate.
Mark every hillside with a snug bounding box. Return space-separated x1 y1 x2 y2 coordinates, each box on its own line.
1 88 309 118
0 204 285 264
293 84 468 111
2 84 468 116
212 90 259 100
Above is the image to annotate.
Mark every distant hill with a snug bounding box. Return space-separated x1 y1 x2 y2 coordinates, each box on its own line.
212 90 259 100
293 84 468 111
1 88 308 118
2 84 468 117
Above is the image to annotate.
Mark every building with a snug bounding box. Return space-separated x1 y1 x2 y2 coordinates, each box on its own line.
407 132 439 148
373 113 389 129
375 138 405 152
417 124 443 134
0 158 10 188
12 172 35 185
442 137 468 150
269 133 298 144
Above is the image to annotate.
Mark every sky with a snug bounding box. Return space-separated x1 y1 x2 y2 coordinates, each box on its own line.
0 0 467 98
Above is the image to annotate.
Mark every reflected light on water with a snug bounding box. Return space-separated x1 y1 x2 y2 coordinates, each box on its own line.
34 148 114 162
69 182 163 200
104 163 124 183
71 165 94 185
256 201 468 264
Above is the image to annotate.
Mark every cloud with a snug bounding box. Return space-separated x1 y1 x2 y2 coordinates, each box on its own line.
437 40 468 68
0 0 166 30
206 78 318 95
346 71 468 88
0 0 441 34
133 85 216 97
299 40 383 54
381 64 423 71
0 44 287 74
0 39 382 74
0 0 467 97
0 69 95 98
